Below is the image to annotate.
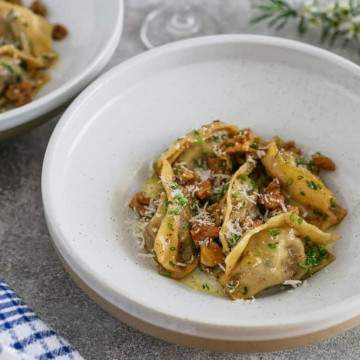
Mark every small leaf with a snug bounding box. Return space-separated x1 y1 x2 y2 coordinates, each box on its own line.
276 18 289 30
250 13 274 25
268 13 288 27
298 17 307 34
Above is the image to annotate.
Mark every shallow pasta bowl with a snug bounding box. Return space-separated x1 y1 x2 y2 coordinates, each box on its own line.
42 35 360 351
0 0 124 139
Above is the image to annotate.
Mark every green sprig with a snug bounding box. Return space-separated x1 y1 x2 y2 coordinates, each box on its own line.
251 0 360 47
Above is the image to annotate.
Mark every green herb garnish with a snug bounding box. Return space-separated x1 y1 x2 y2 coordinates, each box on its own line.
268 228 281 237
202 283 210 291
194 158 207 170
299 191 306 196
330 198 337 209
306 180 322 190
160 270 172 278
228 234 240 247
250 141 258 150
296 157 316 171
193 130 203 144
268 242 278 250
174 194 188 207
305 245 328 268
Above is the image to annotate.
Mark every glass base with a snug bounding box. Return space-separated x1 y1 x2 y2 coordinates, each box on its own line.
140 6 220 49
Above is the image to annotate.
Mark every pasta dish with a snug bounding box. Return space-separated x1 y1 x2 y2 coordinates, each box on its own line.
129 121 347 300
0 0 67 111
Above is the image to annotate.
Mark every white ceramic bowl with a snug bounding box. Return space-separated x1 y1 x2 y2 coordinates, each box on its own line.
42 35 360 351
0 0 123 137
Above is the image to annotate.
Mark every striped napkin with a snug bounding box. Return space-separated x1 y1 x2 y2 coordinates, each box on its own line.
0 280 83 360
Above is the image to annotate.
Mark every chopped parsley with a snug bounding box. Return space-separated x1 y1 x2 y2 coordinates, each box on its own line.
168 207 181 215
194 158 207 169
249 141 258 150
238 175 256 189
174 194 188 207
306 180 322 190
268 242 278 250
202 283 210 291
228 234 240 247
305 245 328 268
268 228 281 237
170 182 178 190
290 213 303 224
330 198 337 209
160 270 172 278
212 133 227 143
193 130 203 144
296 157 316 171
299 191 306 196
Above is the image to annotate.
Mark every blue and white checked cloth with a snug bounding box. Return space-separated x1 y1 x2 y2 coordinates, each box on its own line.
0 280 83 360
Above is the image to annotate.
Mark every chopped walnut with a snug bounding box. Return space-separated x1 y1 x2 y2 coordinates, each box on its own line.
207 203 223 226
200 241 225 267
195 180 212 200
312 154 336 171
207 156 229 173
52 24 68 40
242 217 263 231
5 81 32 107
252 218 263 228
258 178 286 211
174 164 196 185
30 1 47 16
224 129 257 154
190 223 220 247
287 205 300 215
129 192 150 217
282 141 302 155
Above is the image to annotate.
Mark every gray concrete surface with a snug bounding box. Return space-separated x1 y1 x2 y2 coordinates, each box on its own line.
1 1 360 359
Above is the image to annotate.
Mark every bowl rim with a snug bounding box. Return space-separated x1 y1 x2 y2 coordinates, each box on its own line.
42 34 360 342
0 0 124 132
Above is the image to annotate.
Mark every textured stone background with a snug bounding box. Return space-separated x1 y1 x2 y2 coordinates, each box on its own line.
1 1 360 359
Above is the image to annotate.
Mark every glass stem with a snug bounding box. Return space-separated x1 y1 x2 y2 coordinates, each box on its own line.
166 3 200 35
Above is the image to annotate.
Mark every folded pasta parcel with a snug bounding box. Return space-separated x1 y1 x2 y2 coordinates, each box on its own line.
129 121 347 300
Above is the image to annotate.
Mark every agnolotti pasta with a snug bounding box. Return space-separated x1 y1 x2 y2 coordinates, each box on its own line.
129 121 347 300
0 0 67 111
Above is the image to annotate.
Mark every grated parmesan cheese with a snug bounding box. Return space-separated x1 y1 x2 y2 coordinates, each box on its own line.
283 279 302 288
137 253 155 258
218 263 225 272
190 206 215 226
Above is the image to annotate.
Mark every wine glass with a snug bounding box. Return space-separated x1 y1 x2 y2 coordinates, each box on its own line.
140 0 220 49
